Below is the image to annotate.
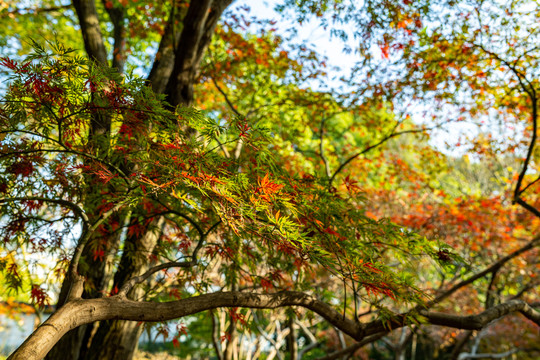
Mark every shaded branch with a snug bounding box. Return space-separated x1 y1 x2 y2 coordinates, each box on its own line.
164 0 231 106
458 348 539 360
211 310 223 360
117 261 192 297
147 2 185 94
364 299 539 336
0 196 88 226
99 0 126 72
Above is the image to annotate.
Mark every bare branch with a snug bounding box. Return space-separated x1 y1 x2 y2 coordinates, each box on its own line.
329 120 452 186
296 320 319 360
211 310 223 360
318 117 332 179
458 348 539 360
0 196 88 226
211 76 243 117
117 261 192 297
428 235 540 307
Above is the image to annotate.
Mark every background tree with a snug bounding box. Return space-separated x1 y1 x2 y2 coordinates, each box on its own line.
0 0 538 359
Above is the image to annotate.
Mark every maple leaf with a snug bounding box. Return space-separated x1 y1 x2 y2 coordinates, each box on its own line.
260 277 274 291
256 173 285 203
380 43 390 59
30 285 49 308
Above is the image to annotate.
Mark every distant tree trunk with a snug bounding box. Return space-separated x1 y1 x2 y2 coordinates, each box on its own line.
287 315 298 360
223 318 238 360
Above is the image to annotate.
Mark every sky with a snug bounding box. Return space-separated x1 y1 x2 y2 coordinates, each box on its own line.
231 0 359 85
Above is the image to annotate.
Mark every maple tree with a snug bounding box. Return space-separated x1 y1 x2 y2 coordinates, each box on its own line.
0 0 539 360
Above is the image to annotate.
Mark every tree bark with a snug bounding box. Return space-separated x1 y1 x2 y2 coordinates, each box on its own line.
164 0 232 107
72 0 108 65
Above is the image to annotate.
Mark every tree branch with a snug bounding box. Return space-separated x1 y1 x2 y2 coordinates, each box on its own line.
8 291 540 360
428 234 540 307
147 2 185 94
318 116 332 179
314 332 387 360
0 196 88 226
68 199 127 283
117 261 192 296
211 76 243 117
116 219 221 296
329 120 451 186
458 348 540 360
3 4 72 16
475 44 539 218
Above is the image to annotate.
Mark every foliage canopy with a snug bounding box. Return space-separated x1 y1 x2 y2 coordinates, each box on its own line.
0 0 538 359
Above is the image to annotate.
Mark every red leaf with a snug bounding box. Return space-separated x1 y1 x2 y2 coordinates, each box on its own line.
380 44 390 59
30 285 49 307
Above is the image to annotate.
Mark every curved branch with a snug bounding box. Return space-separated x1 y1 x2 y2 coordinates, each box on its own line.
0 196 88 226
117 220 221 295
475 44 539 217
67 199 127 284
117 261 192 296
8 291 540 360
153 196 204 239
328 120 451 186
211 76 243 117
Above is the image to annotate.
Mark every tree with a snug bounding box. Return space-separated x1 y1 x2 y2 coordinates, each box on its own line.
0 1 538 360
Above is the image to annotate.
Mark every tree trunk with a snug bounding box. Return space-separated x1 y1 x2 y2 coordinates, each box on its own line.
44 1 232 359
82 217 164 360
